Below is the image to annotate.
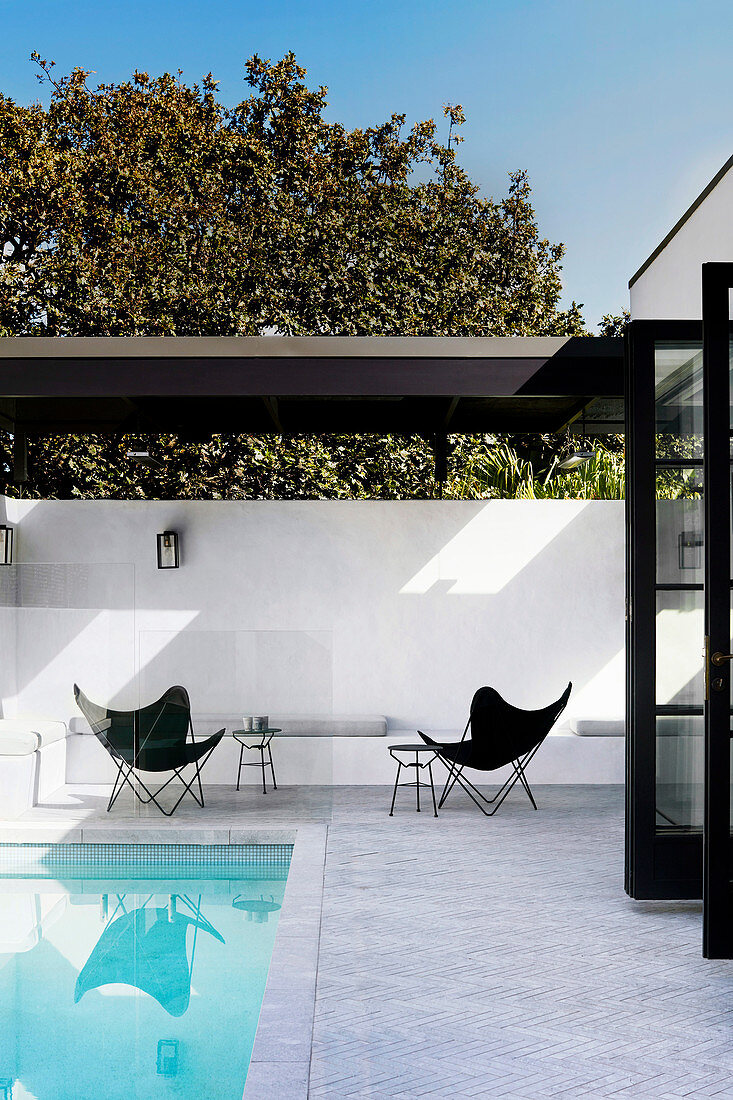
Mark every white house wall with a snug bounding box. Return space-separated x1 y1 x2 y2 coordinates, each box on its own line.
1 498 625 740
630 164 733 319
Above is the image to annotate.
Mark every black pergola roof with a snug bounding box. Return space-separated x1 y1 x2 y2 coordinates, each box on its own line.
0 335 623 437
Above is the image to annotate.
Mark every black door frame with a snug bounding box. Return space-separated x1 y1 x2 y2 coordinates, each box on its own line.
701 261 733 959
625 319 705 900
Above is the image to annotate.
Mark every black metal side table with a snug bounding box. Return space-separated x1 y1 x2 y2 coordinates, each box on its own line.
233 729 281 794
388 743 439 817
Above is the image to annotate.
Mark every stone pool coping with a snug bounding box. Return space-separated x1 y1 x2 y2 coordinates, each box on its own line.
0 821 324 1100
244 824 325 1100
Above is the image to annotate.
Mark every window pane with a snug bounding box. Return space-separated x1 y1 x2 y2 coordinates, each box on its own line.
655 590 704 707
654 342 703 459
656 468 704 583
656 715 703 829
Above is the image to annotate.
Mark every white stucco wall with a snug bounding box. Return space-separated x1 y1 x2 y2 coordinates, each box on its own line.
0 498 625 735
630 163 733 319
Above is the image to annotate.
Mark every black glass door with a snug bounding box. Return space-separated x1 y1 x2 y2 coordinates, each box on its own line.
626 321 706 900
701 262 733 959
627 299 733 957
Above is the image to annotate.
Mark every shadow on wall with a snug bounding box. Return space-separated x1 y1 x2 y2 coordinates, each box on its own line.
0 501 625 728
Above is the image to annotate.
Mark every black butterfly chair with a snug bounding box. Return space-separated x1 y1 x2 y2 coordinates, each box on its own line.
419 682 572 816
74 683 225 816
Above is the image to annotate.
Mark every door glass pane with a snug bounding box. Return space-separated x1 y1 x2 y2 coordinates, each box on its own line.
656 468 704 584
655 342 703 458
655 590 704 707
656 715 703 828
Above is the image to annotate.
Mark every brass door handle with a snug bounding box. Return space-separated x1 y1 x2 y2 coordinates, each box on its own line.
711 652 733 666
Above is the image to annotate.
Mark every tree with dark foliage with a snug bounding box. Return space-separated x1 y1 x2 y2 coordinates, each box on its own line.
0 53 585 499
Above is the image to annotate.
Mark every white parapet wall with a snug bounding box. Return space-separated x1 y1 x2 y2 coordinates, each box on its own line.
0 497 626 785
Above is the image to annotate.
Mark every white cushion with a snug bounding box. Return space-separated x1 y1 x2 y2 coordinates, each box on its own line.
568 718 626 738
70 712 388 737
0 731 38 756
0 718 68 755
273 714 387 737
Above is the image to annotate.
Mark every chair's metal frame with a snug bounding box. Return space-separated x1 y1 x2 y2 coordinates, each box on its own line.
105 735 220 817
437 740 544 816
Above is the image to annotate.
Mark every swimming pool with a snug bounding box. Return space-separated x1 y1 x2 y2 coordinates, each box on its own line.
0 843 293 1100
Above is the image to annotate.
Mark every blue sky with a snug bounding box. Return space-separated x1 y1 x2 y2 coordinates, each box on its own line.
3 0 733 329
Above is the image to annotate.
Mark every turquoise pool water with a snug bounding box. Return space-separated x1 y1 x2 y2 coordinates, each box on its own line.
0 843 292 1100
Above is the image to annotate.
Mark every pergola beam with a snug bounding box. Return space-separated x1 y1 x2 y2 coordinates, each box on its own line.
0 335 624 437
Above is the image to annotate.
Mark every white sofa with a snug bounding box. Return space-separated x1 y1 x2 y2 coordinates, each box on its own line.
0 718 68 819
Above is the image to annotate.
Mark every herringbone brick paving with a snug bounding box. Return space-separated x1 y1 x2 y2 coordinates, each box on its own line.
308 786 733 1099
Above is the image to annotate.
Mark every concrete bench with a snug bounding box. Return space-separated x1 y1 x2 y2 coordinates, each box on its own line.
0 718 68 819
65 713 389 785
4 712 627 796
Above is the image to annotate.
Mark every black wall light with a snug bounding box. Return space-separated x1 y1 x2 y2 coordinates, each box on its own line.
157 531 179 569
0 525 14 566
678 530 703 570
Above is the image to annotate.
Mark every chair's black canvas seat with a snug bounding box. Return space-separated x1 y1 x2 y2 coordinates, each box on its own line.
73 683 224 815
419 682 572 816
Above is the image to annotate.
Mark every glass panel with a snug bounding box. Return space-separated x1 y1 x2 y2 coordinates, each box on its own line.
656 468 704 584
138 629 334 714
655 590 704 707
655 592 733 829
0 564 135 717
654 342 703 459
656 715 703 828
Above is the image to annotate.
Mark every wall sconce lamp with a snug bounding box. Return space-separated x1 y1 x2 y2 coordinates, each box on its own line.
678 530 703 570
157 531 179 569
156 1039 180 1077
0 526 14 566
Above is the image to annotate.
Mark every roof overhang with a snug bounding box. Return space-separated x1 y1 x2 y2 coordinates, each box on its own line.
0 336 624 436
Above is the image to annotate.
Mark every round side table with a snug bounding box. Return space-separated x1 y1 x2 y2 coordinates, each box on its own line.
233 729 281 794
388 743 439 817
